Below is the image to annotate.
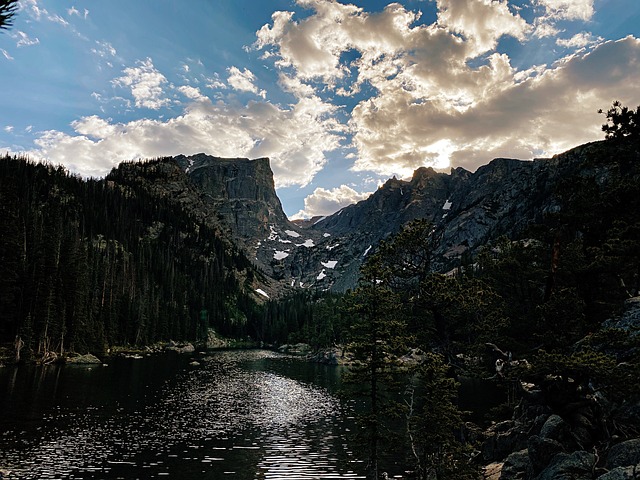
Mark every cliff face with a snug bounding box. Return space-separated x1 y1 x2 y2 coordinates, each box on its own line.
175 154 290 240
107 139 638 295
301 139 639 289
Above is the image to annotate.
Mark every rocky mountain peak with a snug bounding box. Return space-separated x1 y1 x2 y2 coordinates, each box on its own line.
174 154 291 241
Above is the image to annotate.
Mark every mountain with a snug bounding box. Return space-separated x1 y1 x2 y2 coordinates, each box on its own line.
130 140 638 295
2 138 637 357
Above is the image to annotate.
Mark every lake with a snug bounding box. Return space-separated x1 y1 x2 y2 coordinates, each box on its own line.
0 350 375 479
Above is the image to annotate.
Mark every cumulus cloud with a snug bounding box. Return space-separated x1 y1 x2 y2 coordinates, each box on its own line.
534 0 595 38
14 0 640 193
227 66 266 98
30 89 343 186
112 58 170 109
536 0 594 22
178 85 206 101
436 0 531 55
291 184 372 219
254 1 640 178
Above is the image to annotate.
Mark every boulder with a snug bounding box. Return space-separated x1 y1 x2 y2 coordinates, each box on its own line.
166 342 195 354
500 449 532 480
482 420 529 462
528 435 565 474
66 353 102 364
484 462 503 480
596 466 640 480
602 297 640 335
534 450 595 480
605 439 640 470
539 414 569 441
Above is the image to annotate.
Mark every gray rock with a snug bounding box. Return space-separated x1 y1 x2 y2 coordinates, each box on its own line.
596 465 640 480
528 435 565 474
602 297 640 335
482 421 529 462
606 439 640 470
540 414 569 441
500 449 532 480
534 451 595 480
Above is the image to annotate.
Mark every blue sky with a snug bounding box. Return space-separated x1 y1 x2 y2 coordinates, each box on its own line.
1 0 639 218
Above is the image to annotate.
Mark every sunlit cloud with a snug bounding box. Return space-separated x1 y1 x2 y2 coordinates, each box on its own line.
227 66 266 98
7 0 640 208
112 58 170 110
291 184 372 220
30 90 342 186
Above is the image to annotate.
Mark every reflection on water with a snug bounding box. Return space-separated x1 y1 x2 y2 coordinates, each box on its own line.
0 350 365 479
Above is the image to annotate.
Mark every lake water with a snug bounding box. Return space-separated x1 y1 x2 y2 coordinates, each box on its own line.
0 350 372 479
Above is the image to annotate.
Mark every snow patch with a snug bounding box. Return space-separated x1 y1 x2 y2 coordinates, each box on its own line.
255 288 269 298
285 230 301 238
185 158 195 173
442 199 452 210
321 260 337 269
317 270 326 280
314 216 327 225
267 225 278 241
323 233 331 237
363 245 372 257
298 239 315 248
274 250 289 260
326 243 339 251
279 239 292 244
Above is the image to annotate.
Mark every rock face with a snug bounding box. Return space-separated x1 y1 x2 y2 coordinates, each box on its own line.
175 154 290 240
110 139 638 295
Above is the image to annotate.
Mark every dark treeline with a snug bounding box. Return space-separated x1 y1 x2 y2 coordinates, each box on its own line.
0 155 264 360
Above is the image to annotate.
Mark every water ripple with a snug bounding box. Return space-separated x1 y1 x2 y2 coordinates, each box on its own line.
0 350 365 479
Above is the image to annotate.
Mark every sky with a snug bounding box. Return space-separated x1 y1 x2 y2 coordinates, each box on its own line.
1 0 639 219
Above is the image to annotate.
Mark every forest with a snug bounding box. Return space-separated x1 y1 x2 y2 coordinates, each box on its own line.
0 156 265 361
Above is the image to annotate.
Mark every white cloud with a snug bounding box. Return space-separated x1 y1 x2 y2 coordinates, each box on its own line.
534 0 594 38
291 185 372 219
91 41 116 58
436 0 531 55
178 85 206 101
205 73 226 90
227 66 266 98
112 58 170 110
535 0 594 22
27 87 342 186
66 6 88 19
13 31 40 48
254 2 640 178
556 32 602 49
1 49 14 60
4 126 14 133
